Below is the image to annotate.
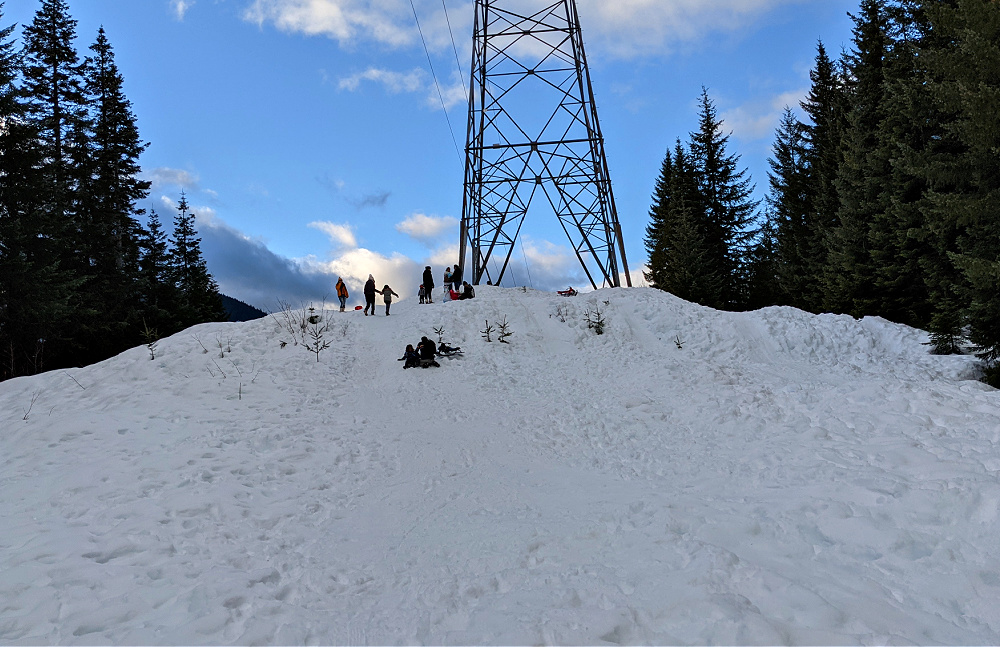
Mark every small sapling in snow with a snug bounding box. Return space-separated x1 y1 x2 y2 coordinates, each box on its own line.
481 320 494 342
23 391 40 421
497 316 513 343
142 321 159 360
304 307 332 362
584 305 606 335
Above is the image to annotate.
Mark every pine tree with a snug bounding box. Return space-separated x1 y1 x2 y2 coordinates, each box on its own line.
21 0 89 231
825 0 893 318
647 141 723 306
169 193 226 328
766 107 811 308
75 26 150 361
137 209 179 336
644 146 673 291
18 0 92 370
864 1 936 328
799 41 847 313
688 88 759 310
919 0 1000 383
744 213 781 311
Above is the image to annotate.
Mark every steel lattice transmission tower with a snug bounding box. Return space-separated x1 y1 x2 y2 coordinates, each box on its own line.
457 0 632 289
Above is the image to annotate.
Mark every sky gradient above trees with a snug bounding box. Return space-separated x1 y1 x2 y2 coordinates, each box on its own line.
4 0 859 308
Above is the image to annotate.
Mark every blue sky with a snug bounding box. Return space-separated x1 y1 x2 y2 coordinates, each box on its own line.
7 0 858 310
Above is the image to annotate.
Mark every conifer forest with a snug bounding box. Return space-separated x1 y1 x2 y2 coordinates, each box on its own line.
0 0 225 381
644 0 1000 386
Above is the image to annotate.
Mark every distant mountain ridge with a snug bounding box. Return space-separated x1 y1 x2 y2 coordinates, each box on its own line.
220 294 267 322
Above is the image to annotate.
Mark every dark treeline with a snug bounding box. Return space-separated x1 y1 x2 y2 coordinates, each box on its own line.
0 0 225 382
645 0 1000 386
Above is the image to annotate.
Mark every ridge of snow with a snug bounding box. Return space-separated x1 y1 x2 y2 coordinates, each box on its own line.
1 287 997 644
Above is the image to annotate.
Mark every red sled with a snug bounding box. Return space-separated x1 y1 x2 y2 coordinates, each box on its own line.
557 287 578 297
355 305 363 310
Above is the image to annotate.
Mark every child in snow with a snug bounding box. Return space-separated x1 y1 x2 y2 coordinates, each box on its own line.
418 284 426 304
381 284 400 316
399 344 420 369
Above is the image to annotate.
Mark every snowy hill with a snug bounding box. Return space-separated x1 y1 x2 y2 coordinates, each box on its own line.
1 286 998 645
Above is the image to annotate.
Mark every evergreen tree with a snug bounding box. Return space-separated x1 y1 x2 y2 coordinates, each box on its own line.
18 0 91 369
688 89 759 310
137 209 178 337
646 140 723 305
864 1 935 328
168 193 226 327
825 0 892 317
765 107 811 308
919 0 1000 383
75 26 150 362
643 146 673 291
744 212 781 311
799 41 847 313
21 0 89 230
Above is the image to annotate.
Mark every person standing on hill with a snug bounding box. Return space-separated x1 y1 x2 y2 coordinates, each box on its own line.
422 266 435 303
381 284 399 316
364 275 377 316
336 277 349 312
443 266 453 300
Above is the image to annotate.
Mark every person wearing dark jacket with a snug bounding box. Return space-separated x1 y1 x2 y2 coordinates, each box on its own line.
380 284 399 316
422 266 435 303
363 275 377 316
399 344 420 369
460 281 475 300
418 336 439 367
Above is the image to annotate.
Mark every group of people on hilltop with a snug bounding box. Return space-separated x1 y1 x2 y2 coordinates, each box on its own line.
334 264 475 316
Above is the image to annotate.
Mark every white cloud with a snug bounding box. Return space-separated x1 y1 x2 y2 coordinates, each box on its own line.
170 0 194 21
308 221 358 250
243 0 418 47
720 87 808 142
395 213 458 242
577 0 801 58
242 0 799 59
305 248 422 303
146 167 201 192
338 67 465 112
339 67 426 93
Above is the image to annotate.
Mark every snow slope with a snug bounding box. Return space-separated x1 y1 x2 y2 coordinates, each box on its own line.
1 286 998 645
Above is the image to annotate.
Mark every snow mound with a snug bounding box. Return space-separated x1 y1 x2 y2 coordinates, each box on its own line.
1 287 997 645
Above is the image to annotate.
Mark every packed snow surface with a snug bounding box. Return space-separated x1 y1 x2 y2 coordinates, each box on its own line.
1 287 999 645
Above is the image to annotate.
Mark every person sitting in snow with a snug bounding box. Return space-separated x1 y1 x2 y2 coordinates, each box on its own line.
418 336 440 367
399 344 420 369
459 281 475 300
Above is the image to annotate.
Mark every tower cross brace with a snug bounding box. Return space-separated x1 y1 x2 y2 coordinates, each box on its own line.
457 0 632 289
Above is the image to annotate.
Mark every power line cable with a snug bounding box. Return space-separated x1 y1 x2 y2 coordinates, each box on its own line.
408 0 463 165
441 0 465 81
520 240 534 289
